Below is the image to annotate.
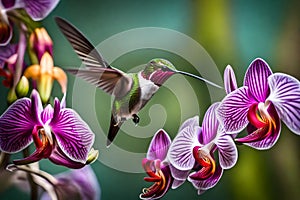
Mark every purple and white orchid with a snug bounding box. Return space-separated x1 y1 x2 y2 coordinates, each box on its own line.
0 90 97 168
218 58 300 150
0 0 60 46
140 129 173 200
168 103 238 195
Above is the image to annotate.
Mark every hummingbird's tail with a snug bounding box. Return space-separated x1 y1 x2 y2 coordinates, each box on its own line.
106 114 124 148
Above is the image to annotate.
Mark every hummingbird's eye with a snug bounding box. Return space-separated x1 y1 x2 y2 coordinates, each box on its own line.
150 61 156 65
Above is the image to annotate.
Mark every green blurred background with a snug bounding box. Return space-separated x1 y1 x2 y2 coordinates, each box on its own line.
1 0 300 199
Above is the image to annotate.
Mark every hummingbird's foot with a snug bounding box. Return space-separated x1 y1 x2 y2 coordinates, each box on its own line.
114 117 126 127
132 114 140 126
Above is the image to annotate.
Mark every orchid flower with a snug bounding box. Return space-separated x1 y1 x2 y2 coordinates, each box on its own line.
24 52 67 104
0 90 97 168
140 129 173 200
168 103 238 195
0 0 60 46
218 58 300 149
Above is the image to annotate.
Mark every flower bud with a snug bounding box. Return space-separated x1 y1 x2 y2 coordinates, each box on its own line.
29 28 53 61
86 148 99 165
7 88 17 105
15 76 29 98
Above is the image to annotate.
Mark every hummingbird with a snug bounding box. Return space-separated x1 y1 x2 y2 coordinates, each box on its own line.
55 17 222 147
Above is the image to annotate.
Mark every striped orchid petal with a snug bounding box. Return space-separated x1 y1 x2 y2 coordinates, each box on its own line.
169 164 190 181
215 132 238 169
50 98 95 163
0 98 33 153
17 0 60 21
202 103 219 144
224 65 237 94
41 104 53 124
147 129 171 161
178 115 199 133
218 86 254 133
168 125 201 171
244 58 272 102
267 73 300 135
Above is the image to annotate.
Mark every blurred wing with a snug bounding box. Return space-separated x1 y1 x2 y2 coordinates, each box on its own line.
55 17 110 69
106 114 124 147
67 68 132 98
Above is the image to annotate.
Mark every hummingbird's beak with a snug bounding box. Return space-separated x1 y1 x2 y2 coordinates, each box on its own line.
175 70 223 89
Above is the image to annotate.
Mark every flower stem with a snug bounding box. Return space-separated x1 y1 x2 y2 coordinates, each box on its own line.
6 164 59 200
0 152 10 169
13 24 27 89
22 148 38 200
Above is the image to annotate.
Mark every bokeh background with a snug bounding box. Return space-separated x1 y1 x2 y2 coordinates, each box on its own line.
1 0 300 199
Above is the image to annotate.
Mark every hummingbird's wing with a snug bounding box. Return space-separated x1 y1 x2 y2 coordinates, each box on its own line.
55 17 133 98
68 68 132 97
55 17 110 69
107 114 124 147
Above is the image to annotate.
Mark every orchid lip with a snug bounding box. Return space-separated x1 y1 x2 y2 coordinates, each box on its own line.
140 158 171 199
236 102 280 145
191 146 216 180
176 70 222 88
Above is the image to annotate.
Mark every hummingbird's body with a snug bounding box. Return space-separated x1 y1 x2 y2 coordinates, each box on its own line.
55 17 221 147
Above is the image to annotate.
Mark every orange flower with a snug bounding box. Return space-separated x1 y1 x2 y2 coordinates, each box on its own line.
24 52 67 103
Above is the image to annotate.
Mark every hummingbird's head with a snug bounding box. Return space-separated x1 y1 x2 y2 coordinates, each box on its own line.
142 58 223 88
142 58 176 86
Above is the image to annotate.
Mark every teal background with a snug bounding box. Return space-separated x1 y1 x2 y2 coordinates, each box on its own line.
1 0 300 200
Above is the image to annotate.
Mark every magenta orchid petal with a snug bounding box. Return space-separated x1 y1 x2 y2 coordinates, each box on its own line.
49 146 86 169
224 65 238 94
218 86 254 133
267 73 300 135
188 165 223 191
147 129 171 161
244 58 272 102
50 100 95 163
13 148 45 165
168 125 200 171
215 132 238 169
16 0 60 21
40 104 53 124
30 90 43 124
202 103 220 144
0 98 33 152
178 115 199 133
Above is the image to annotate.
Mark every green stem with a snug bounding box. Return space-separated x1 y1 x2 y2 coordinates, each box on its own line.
7 164 59 200
13 24 27 89
0 152 10 169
